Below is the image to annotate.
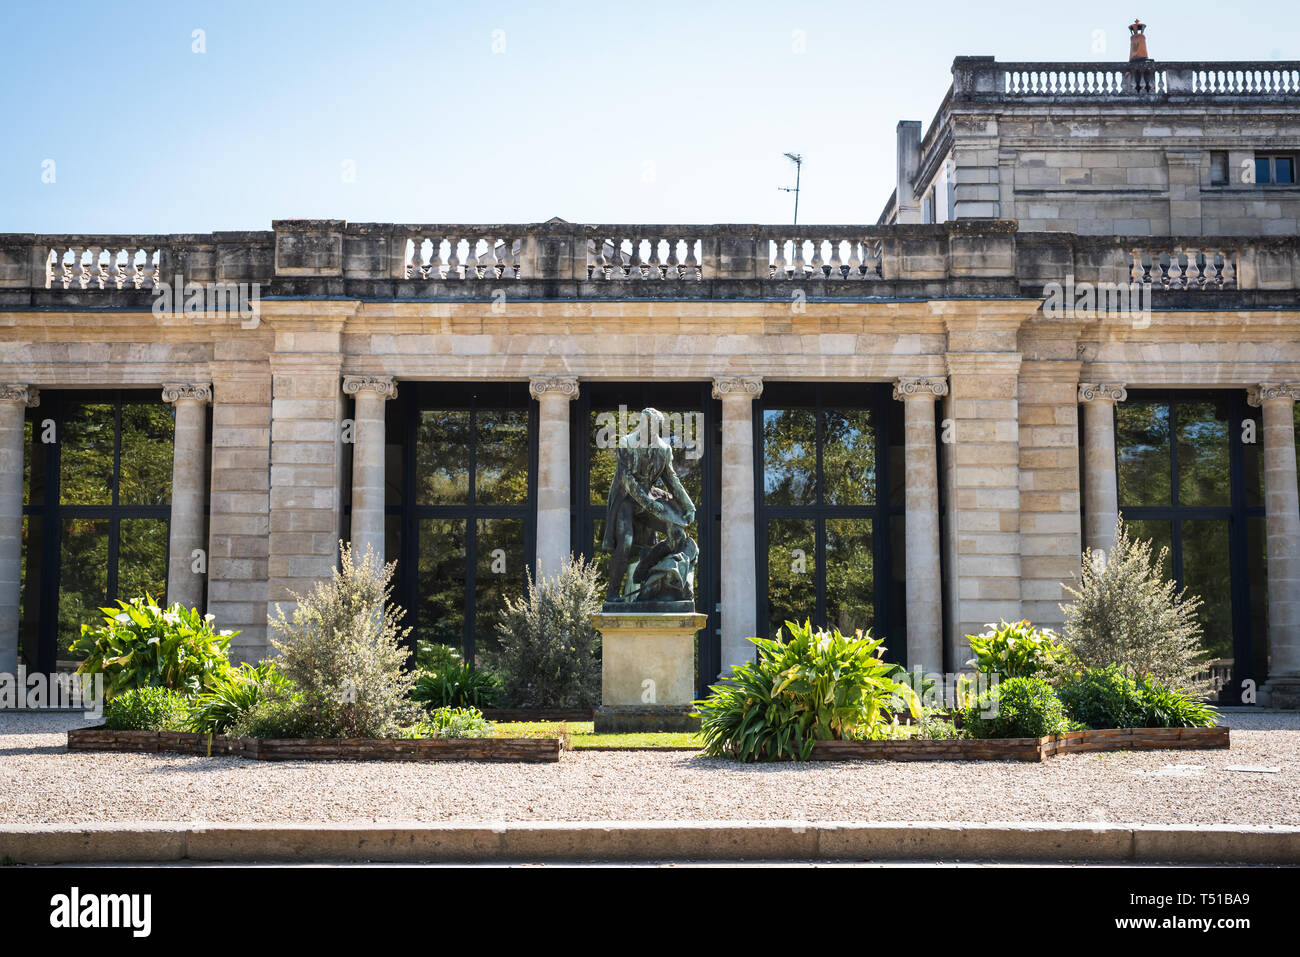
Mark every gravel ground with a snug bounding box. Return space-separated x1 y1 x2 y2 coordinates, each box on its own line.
2 711 1298 826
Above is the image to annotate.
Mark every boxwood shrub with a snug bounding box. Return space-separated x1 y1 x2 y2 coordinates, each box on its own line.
102 687 193 732
962 676 1074 739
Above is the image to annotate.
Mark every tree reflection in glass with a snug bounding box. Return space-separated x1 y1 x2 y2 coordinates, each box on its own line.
1117 401 1171 506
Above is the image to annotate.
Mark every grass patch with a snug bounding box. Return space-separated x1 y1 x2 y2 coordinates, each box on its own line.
491 721 702 749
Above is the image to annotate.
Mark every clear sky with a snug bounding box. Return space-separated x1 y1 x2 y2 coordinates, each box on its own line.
1 0 1293 233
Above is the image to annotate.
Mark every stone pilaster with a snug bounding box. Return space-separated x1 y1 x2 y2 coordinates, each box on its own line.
529 376 579 581
1078 383 1127 559
712 375 763 677
0 385 37 675
161 383 212 611
893 376 946 672
1249 383 1300 708
342 374 397 568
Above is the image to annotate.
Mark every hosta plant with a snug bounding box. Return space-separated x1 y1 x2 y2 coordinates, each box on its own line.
71 596 237 699
966 619 1066 679
695 620 920 762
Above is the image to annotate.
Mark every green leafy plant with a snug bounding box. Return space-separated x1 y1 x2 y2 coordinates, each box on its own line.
71 596 238 699
1060 520 1211 693
268 543 418 738
400 706 493 739
695 621 921 762
102 686 193 732
411 661 503 710
227 687 320 739
966 619 1066 678
414 640 464 676
962 676 1074 739
488 556 602 708
188 661 293 734
1058 664 1219 729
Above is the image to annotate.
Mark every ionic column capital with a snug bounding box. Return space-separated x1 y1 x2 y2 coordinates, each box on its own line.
528 376 579 401
161 383 212 405
893 376 948 401
0 385 39 407
1078 382 1128 404
1247 383 1300 407
342 375 398 400
711 376 763 400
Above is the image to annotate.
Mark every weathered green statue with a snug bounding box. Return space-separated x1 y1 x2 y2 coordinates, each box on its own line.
600 408 699 610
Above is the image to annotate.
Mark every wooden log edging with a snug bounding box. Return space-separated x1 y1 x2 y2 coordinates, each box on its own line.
809 726 1230 762
66 727 561 763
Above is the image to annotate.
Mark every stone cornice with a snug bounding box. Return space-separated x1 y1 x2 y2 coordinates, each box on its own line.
528 376 579 400
0 384 39 407
1247 382 1300 406
342 374 398 400
161 382 213 405
1078 382 1128 404
711 376 764 400
892 376 949 401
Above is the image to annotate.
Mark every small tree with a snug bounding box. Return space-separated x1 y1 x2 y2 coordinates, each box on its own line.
1059 520 1211 694
489 556 602 708
269 542 416 737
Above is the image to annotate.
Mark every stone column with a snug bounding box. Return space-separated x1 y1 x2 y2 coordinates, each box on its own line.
162 383 212 611
1250 384 1300 708
342 375 397 568
0 385 38 675
713 375 763 677
893 377 947 673
1078 383 1127 558
529 376 579 580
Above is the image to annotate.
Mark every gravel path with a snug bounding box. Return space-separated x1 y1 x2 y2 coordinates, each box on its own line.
2 711 1298 826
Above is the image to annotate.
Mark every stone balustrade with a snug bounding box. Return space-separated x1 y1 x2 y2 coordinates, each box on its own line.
3 221 1300 305
953 56 1300 101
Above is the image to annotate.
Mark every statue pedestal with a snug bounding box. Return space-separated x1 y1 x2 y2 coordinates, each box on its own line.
591 611 708 732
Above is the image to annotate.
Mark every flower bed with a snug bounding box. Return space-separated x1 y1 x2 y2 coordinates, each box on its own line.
67 726 561 763
808 726 1229 763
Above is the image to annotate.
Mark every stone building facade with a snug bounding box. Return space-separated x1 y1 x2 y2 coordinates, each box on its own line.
1 53 1299 705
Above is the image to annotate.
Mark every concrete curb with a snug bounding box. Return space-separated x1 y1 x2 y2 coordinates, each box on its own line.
2 821 1299 863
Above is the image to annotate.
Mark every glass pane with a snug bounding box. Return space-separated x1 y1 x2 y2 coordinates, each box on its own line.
475 518 525 659
59 402 115 505
589 408 621 507
763 408 817 506
1117 401 1171 507
18 516 42 670
589 518 611 586
1176 399 1230 507
416 410 471 505
767 518 816 638
822 408 875 506
118 404 174 505
663 409 705 508
118 517 169 604
475 408 529 505
1243 399 1263 509
417 518 466 649
825 518 874 636
1276 157 1294 184
1123 517 1172 579
1181 520 1233 661
58 517 110 665
1255 157 1272 184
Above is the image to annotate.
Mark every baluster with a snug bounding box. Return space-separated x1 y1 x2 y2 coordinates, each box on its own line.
500 237 517 280
771 239 785 279
665 237 680 280
648 237 665 280
627 236 642 280
482 236 498 280
683 238 699 280
828 239 843 279
143 247 158 291
846 240 862 280
792 239 806 277
444 235 460 280
810 239 825 278
464 237 481 279
68 246 85 289
44 247 55 289
107 247 121 288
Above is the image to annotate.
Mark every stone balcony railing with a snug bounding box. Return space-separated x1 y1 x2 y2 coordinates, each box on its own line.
952 56 1300 101
1 220 1299 308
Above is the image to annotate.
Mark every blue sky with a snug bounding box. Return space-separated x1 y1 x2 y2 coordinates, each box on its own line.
1 0 1293 232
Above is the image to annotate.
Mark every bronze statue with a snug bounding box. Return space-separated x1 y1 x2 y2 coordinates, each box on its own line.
600 408 698 609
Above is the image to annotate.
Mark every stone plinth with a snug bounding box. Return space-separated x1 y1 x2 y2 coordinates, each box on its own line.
591 611 707 732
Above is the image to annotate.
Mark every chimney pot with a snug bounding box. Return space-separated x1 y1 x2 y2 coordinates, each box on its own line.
1128 19 1150 62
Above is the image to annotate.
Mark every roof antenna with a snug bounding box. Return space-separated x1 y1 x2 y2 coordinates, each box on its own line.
778 153 803 225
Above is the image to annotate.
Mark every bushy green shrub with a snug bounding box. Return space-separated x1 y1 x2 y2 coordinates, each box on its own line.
227 688 320 739
695 621 921 762
411 661 502 710
102 687 193 732
268 543 418 738
963 677 1074 739
188 661 292 734
71 596 237 698
400 706 493 739
1060 521 1211 693
966 619 1066 678
489 556 602 708
1058 664 1219 729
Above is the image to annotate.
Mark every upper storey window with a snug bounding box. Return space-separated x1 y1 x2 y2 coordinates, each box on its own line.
1255 154 1295 185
